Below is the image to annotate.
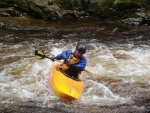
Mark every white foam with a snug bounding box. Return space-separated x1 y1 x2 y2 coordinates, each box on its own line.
51 47 62 56
1 41 150 107
79 80 132 106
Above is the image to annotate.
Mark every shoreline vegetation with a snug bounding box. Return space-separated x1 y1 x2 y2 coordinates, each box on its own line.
0 0 150 26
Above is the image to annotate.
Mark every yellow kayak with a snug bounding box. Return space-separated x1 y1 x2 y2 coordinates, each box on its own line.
50 61 84 101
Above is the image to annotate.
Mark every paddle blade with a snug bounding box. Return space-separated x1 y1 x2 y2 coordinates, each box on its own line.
35 50 45 60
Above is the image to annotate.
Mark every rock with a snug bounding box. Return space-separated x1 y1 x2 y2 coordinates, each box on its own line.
122 17 144 25
0 12 11 17
0 0 150 25
0 7 22 17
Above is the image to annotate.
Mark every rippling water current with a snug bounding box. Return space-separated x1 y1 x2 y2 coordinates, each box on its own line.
0 17 150 113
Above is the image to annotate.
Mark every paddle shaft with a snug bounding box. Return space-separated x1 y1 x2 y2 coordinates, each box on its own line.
44 56 53 60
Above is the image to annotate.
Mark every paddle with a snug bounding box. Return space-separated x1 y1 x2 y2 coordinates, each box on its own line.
35 50 90 73
35 50 53 61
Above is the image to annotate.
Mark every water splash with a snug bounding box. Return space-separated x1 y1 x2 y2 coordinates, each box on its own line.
1 40 150 108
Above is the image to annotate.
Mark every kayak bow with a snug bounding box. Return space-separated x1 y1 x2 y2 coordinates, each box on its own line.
50 61 84 101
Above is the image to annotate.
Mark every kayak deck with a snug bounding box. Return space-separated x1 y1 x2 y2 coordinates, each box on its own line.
50 62 84 101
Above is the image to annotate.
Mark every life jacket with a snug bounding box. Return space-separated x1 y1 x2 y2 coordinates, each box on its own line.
61 53 80 70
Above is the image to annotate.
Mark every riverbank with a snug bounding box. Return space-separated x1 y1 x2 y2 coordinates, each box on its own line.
0 0 150 25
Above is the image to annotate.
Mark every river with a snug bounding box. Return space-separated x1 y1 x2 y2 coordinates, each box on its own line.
0 17 150 113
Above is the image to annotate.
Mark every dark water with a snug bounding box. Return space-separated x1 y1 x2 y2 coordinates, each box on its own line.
0 17 150 113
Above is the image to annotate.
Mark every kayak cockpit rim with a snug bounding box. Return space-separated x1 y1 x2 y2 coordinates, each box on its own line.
59 68 81 81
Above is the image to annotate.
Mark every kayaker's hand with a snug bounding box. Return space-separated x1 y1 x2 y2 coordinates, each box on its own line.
69 64 79 73
64 60 80 72
63 59 68 64
64 59 72 66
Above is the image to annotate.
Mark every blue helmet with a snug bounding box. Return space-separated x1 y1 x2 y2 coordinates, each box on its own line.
76 43 86 54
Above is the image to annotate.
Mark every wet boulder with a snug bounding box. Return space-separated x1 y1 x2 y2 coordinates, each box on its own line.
0 0 150 25
84 0 150 25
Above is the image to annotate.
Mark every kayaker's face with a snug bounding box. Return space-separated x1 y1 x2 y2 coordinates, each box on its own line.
74 50 83 58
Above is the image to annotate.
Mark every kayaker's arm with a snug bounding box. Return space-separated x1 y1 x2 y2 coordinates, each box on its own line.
54 50 72 60
75 56 87 71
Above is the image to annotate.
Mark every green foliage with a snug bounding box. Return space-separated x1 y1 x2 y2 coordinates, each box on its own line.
87 0 114 19
15 0 43 18
0 0 150 23
0 0 17 7
60 0 73 9
87 0 150 20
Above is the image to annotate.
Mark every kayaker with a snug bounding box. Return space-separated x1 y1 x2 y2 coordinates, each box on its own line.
52 43 87 79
